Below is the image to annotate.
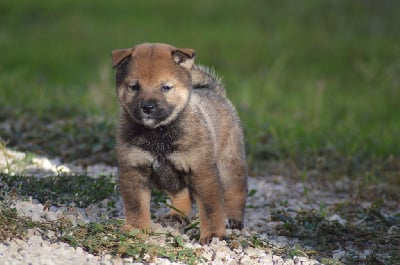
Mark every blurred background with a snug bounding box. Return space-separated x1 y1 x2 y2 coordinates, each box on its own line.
0 0 399 193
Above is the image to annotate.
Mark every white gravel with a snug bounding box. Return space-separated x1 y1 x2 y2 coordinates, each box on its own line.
0 147 353 264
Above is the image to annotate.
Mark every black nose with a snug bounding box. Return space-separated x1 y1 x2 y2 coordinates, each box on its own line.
141 101 157 114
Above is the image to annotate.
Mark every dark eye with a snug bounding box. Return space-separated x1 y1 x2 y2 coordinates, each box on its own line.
127 83 140 92
161 84 173 92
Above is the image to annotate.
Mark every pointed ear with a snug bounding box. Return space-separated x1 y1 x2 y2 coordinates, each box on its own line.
111 48 133 68
172 48 196 70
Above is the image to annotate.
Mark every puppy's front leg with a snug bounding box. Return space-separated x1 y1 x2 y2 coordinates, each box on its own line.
191 167 226 244
119 169 151 232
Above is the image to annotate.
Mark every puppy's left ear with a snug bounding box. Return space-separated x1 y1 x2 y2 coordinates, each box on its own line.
111 48 133 68
172 48 196 70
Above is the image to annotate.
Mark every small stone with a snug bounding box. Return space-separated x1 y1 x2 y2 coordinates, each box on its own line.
151 222 164 232
27 235 43 247
272 255 284 265
49 206 59 212
268 221 284 229
332 250 346 261
388 225 399 234
283 259 295 265
75 247 84 254
294 256 308 263
110 259 123 265
45 211 58 221
100 261 114 265
210 237 221 246
38 256 55 265
274 236 289 248
157 258 172 265
360 249 371 259
277 236 288 243
201 249 214 261
215 246 230 260
240 255 252 265
328 214 347 225
213 259 224 265
12 238 26 246
195 247 205 257
230 239 241 248
46 230 57 241
245 247 266 258
65 215 77 226
259 254 273 264
31 211 43 222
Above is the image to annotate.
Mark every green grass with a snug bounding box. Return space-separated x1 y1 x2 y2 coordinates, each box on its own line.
1 0 399 182
0 174 117 208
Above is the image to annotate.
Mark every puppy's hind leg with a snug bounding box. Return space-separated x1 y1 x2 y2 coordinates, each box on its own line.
166 188 192 223
219 157 247 230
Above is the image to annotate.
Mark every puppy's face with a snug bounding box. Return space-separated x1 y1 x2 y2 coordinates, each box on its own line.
112 43 196 128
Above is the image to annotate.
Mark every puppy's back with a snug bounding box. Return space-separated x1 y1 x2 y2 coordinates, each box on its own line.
189 68 245 164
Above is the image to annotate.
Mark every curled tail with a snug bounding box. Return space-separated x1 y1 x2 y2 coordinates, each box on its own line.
191 65 226 97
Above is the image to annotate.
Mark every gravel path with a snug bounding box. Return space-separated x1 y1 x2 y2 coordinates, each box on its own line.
0 148 353 265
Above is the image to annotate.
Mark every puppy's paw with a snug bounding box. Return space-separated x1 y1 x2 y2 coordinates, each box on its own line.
199 231 226 245
199 234 214 245
163 213 189 225
121 224 149 234
121 224 135 232
227 219 243 230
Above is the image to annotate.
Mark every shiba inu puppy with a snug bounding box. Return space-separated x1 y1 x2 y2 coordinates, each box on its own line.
112 43 247 244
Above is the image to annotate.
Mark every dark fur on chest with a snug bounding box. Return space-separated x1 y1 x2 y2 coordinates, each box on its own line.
151 156 187 192
120 113 182 154
120 116 187 192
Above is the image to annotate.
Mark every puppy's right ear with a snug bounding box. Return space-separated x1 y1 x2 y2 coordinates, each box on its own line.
111 48 133 68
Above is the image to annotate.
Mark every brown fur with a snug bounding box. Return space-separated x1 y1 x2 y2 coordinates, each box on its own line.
111 43 247 244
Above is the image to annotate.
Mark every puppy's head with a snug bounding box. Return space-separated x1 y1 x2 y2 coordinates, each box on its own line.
111 43 196 128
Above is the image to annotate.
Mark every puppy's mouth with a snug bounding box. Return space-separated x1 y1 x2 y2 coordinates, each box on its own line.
132 104 173 128
142 117 156 127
